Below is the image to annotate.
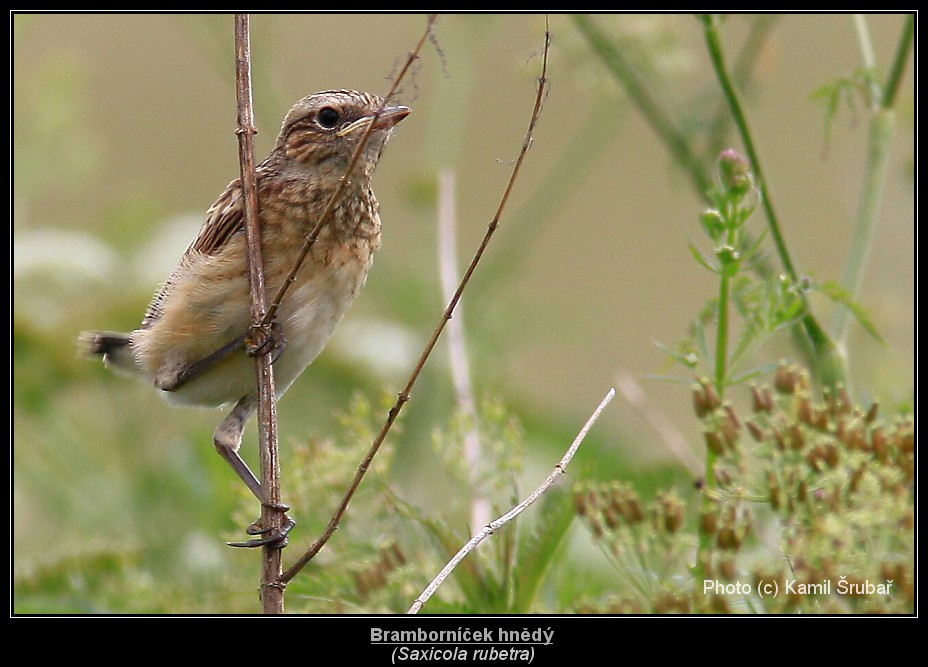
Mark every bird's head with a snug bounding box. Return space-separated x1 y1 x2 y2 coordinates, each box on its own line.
274 89 410 178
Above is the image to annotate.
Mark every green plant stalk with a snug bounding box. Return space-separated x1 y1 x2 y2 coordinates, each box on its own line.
882 15 914 109
833 15 913 345
851 15 882 105
694 293 728 577
700 14 845 387
705 14 781 159
714 271 732 398
573 14 712 198
832 109 895 345
695 223 735 580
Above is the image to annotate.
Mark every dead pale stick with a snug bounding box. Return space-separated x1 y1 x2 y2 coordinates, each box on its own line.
437 169 490 531
407 387 616 614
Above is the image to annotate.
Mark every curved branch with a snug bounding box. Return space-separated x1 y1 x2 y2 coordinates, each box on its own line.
408 388 616 614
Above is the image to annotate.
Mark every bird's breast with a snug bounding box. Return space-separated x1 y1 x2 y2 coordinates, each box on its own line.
265 232 378 392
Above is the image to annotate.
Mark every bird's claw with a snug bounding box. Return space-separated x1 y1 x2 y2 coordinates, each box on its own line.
245 320 286 364
227 514 296 549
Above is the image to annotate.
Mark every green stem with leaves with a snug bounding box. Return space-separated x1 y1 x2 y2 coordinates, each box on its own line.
700 13 846 388
696 203 740 579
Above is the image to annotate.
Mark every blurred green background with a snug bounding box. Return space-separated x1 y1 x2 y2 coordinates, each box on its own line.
13 14 913 613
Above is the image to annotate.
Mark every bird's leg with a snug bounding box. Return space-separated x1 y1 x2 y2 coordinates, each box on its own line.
156 319 286 394
213 395 296 548
155 333 249 393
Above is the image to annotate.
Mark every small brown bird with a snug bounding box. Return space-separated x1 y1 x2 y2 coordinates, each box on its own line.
81 90 409 545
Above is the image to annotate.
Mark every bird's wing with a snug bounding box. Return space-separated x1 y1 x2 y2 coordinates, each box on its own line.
189 180 245 257
140 179 245 329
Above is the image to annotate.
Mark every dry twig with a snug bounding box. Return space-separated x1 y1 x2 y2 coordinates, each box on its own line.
233 13 285 614
279 18 551 585
407 387 616 614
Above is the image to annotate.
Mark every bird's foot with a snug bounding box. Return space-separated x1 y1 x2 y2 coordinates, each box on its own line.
227 502 295 548
244 319 286 364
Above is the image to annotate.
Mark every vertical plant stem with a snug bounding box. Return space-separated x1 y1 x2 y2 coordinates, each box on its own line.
833 14 913 347
701 15 793 283
438 169 490 531
233 13 284 615
881 15 914 110
700 14 845 387
705 14 781 158
831 110 894 346
714 274 731 399
572 14 712 199
851 15 881 104
696 228 734 579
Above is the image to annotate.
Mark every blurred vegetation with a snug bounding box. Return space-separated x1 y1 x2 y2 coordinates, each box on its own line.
13 14 913 614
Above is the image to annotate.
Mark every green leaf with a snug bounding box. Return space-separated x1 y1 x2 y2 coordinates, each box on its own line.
652 339 700 371
691 317 714 375
817 280 885 344
729 360 782 385
510 485 577 612
688 240 719 274
646 373 698 385
811 76 859 151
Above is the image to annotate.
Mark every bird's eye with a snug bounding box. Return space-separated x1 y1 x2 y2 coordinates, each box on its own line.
317 107 340 129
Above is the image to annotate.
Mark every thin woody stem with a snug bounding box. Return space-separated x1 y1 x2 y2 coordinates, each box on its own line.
408 388 616 614
233 13 284 614
279 19 552 585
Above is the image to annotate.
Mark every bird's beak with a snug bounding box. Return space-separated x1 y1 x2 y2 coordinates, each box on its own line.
336 105 411 137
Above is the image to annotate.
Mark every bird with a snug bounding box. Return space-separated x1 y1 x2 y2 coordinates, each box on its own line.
80 90 410 546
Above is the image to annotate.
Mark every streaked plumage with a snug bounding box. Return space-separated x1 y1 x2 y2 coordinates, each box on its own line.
81 90 409 544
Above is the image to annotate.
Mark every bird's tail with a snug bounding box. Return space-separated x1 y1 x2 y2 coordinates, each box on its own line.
78 331 138 374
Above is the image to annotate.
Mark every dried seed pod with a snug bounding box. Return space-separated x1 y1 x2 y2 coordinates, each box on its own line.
693 377 721 418
838 387 853 414
717 526 737 550
771 426 786 452
774 364 795 394
806 446 826 471
603 505 620 529
775 364 809 395
813 407 830 431
705 430 726 455
700 507 719 534
720 556 738 580
849 463 867 493
747 420 765 443
896 423 914 453
823 442 840 468
788 423 806 451
870 427 889 462
797 394 815 426
714 465 734 489
751 384 773 413
660 498 684 534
